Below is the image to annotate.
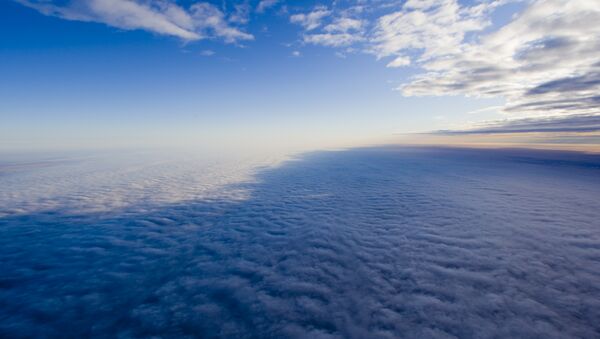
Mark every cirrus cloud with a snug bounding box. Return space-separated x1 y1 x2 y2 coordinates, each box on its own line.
15 0 253 43
290 6 331 31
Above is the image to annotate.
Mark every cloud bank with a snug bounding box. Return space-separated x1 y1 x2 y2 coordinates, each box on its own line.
1 147 600 337
16 0 253 42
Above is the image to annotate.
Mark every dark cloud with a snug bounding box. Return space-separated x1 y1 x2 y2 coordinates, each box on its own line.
527 72 600 95
1 147 600 338
435 114 600 135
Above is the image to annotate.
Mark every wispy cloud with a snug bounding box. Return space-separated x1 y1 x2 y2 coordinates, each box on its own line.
16 0 253 43
256 0 278 13
199 49 215 56
290 6 331 31
387 56 411 68
433 114 600 134
293 9 366 48
466 105 504 115
303 32 362 47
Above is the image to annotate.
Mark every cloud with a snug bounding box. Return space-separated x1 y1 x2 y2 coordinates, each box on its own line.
433 113 600 134
303 32 363 47
290 0 599 119
256 0 278 13
323 17 363 33
228 2 251 25
1 148 600 337
299 15 365 47
199 49 215 56
190 2 253 43
290 6 331 31
370 0 491 61
387 56 411 68
466 105 504 115
527 72 600 95
398 0 600 117
15 0 253 43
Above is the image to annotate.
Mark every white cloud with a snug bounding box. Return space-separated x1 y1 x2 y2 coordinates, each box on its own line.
403 0 443 10
303 33 363 47
292 0 600 118
16 0 253 43
290 6 331 31
300 15 365 48
256 0 278 13
291 50 301 57
229 3 250 24
466 105 504 114
323 17 363 33
399 0 600 116
371 0 490 61
190 2 253 43
387 56 411 68
200 49 215 56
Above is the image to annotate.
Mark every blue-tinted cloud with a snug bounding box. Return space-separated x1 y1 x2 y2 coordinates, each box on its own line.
527 72 600 95
1 147 600 337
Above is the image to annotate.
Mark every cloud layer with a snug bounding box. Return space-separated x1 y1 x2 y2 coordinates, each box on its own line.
1 147 600 337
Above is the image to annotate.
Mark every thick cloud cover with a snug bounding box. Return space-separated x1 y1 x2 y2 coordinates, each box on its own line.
1 147 600 337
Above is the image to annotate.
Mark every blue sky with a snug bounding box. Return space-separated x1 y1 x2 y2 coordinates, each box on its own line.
1 0 598 151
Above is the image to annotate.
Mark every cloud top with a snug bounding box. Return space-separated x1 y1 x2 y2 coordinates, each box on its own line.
1 147 600 337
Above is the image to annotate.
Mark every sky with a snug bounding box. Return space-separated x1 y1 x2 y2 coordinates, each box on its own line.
1 0 599 152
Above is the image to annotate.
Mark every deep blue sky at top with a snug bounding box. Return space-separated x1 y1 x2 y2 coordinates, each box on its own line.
0 1 521 151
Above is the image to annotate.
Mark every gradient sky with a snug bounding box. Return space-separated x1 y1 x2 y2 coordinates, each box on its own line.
1 0 598 152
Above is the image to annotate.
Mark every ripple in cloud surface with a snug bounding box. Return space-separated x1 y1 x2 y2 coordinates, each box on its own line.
1 147 599 338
